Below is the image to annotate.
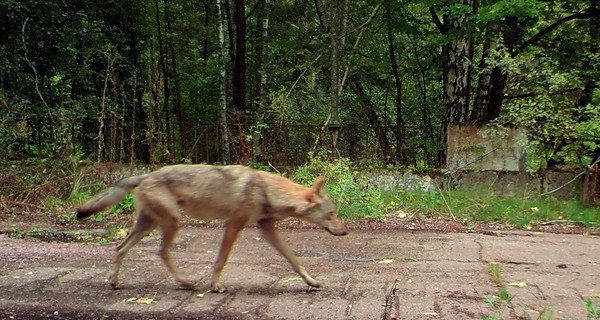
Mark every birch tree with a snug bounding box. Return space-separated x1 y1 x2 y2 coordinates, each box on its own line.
217 0 231 163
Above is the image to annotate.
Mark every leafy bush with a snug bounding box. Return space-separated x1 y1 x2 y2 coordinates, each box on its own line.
293 154 390 219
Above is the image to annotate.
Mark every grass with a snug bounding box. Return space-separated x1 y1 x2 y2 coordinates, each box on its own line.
482 261 516 319
487 262 503 286
387 186 600 229
481 261 600 320
584 298 600 319
293 155 600 229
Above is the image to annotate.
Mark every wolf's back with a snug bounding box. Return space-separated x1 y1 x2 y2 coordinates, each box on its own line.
76 175 148 219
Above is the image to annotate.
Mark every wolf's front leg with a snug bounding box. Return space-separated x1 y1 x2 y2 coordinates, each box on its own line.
258 219 322 288
211 216 248 292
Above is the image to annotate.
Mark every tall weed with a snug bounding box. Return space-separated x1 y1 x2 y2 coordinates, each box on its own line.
293 155 389 220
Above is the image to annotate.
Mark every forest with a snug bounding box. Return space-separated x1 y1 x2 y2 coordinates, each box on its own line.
1 0 599 170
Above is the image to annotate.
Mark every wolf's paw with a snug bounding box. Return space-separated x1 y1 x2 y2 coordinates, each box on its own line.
305 278 322 288
108 277 120 290
210 283 227 293
179 279 195 290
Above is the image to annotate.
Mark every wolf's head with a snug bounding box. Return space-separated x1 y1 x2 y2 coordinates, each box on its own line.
301 177 348 236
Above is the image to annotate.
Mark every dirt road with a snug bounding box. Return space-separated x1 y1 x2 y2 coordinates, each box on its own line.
0 227 598 319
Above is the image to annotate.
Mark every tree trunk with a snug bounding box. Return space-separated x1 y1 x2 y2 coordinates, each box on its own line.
253 0 269 163
217 0 231 163
349 78 395 164
386 6 404 165
471 17 519 123
441 4 473 125
430 1 475 167
155 0 169 163
470 27 497 122
328 0 341 157
202 0 210 62
165 0 184 160
125 0 148 162
232 0 248 162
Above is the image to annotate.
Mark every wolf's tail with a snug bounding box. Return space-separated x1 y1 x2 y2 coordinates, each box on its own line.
76 174 149 219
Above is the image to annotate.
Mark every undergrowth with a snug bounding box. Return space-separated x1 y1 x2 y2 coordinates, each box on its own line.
2 156 599 231
393 187 600 228
293 155 600 228
293 154 386 220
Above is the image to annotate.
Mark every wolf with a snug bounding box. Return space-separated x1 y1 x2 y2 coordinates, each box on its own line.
76 164 348 292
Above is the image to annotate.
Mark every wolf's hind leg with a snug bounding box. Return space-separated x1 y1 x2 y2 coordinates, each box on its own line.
109 211 156 289
258 219 321 288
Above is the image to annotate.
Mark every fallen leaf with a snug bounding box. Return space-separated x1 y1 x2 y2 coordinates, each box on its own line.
123 297 157 304
378 259 396 264
508 281 527 287
116 229 128 238
136 297 156 304
283 276 303 282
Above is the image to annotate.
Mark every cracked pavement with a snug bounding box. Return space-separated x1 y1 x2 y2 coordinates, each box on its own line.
1 227 599 319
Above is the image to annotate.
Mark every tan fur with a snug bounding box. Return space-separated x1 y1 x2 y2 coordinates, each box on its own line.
77 164 347 292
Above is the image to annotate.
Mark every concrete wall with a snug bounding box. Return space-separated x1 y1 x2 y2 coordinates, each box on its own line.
447 123 527 171
365 169 582 199
80 164 152 187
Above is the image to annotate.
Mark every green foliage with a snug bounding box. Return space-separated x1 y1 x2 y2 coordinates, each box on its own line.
1 0 598 168
487 262 503 286
585 297 600 320
482 294 498 308
392 186 600 228
481 261 517 319
81 192 135 221
293 154 390 220
9 227 57 240
109 193 136 215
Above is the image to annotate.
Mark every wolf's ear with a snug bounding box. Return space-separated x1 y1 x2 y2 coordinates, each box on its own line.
304 176 325 202
312 176 325 194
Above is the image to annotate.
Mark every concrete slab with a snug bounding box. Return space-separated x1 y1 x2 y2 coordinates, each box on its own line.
0 228 598 319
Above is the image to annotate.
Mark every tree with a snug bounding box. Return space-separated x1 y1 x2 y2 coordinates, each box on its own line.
328 0 342 157
428 0 600 166
217 0 232 163
1 0 598 170
429 0 475 166
232 0 249 162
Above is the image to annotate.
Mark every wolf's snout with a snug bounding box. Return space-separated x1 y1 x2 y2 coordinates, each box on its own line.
326 226 349 236
336 229 349 236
